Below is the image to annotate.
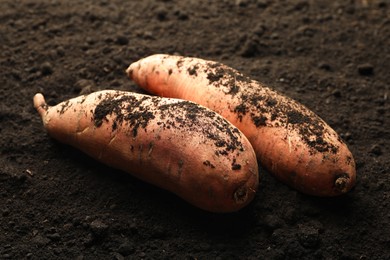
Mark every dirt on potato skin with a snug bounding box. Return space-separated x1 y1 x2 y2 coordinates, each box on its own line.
0 0 389 259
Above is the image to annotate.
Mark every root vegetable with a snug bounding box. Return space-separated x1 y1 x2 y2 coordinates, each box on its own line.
127 54 356 196
33 90 258 212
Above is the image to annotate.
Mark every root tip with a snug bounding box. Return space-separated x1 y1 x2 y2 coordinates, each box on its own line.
233 186 249 204
33 93 48 116
335 176 350 193
125 66 133 78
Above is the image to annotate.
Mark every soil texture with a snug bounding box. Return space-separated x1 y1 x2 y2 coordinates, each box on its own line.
1 0 389 259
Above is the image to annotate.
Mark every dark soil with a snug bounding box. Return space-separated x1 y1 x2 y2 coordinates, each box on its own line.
1 0 389 259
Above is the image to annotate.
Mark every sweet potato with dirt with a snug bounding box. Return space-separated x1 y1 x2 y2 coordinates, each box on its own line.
33 90 258 212
127 54 356 197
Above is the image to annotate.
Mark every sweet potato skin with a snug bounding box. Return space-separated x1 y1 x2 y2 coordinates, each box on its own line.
33 90 258 212
127 54 356 196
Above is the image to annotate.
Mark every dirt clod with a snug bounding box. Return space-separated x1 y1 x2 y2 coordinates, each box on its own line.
358 63 374 76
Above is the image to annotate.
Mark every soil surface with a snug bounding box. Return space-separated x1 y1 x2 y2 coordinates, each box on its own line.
1 0 389 259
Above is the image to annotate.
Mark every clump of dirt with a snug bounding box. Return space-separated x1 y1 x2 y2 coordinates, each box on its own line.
93 93 156 137
92 91 245 157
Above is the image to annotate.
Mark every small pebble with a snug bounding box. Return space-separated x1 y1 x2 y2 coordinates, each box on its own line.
174 10 189 20
236 0 249 7
150 226 167 239
331 89 341 97
318 62 331 71
113 253 125 260
358 63 374 76
74 79 96 94
378 1 387 8
10 69 22 80
2 208 10 217
142 31 155 40
118 241 135 256
262 214 283 230
240 36 260 57
257 0 269 8
253 23 266 36
340 132 352 141
86 37 95 45
89 219 108 237
40 62 53 75
156 7 168 21
32 234 50 246
102 46 112 54
297 224 320 248
56 46 65 57
47 233 61 241
115 35 129 45
369 144 382 156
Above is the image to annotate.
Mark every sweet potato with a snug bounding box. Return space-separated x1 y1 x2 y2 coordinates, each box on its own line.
33 90 258 212
127 54 356 196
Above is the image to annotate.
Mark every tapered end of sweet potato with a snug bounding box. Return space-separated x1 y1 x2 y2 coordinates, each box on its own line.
33 93 50 123
125 66 133 78
33 93 47 112
334 173 355 194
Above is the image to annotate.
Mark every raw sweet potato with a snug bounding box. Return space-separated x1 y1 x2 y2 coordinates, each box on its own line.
127 54 356 196
33 90 258 212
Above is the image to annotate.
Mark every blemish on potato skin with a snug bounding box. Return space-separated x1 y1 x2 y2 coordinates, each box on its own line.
58 100 71 115
177 159 184 178
230 158 242 170
187 65 199 76
233 186 248 204
232 163 241 170
203 160 216 168
148 142 154 156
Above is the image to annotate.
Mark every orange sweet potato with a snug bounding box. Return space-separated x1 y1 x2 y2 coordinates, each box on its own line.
127 54 356 196
33 90 258 212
